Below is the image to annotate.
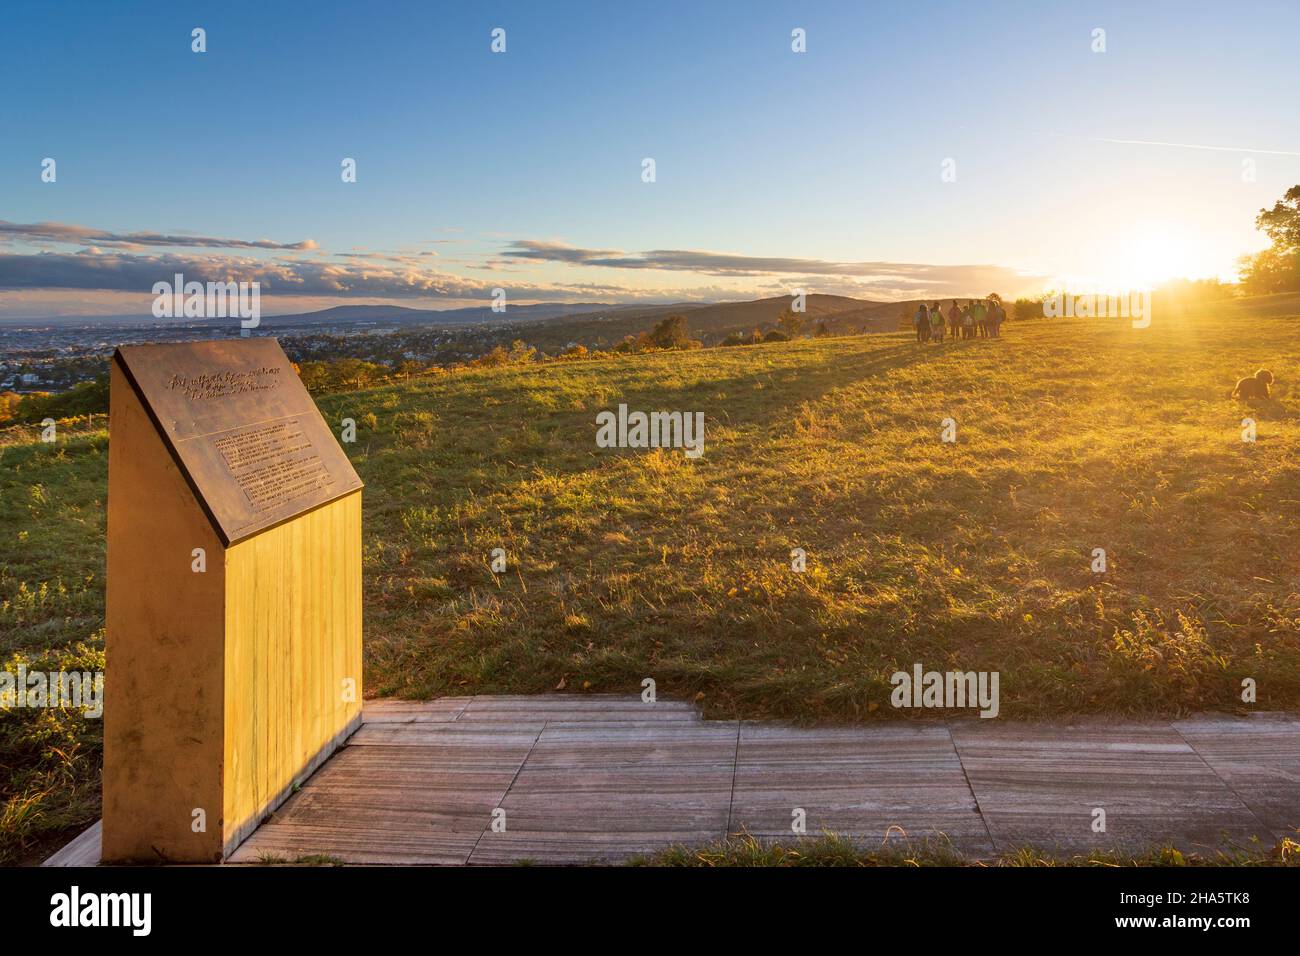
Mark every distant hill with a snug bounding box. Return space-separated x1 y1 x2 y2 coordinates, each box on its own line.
0 301 702 329
647 294 874 337
260 302 639 327
529 294 903 346
136 294 901 346
5 293 934 344
258 297 892 334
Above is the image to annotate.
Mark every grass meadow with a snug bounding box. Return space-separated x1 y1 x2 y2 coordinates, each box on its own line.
633 831 1300 867
3 296 1299 861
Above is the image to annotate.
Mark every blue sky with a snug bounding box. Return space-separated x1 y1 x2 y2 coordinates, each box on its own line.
2 0 1298 316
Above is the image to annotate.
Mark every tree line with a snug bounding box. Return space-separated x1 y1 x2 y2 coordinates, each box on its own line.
1238 184 1300 294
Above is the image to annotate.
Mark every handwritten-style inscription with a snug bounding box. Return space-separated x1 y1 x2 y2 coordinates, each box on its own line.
166 367 282 401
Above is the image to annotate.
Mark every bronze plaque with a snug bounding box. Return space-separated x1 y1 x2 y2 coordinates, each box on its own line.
113 339 363 545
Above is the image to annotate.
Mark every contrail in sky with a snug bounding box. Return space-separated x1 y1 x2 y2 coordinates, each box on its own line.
1090 137 1300 157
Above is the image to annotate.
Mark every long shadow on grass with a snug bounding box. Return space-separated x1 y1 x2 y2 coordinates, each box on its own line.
357 338 954 641
1230 397 1299 422
345 338 950 517
599 340 937 432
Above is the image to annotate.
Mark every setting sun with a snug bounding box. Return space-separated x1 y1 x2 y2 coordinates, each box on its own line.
1095 223 1224 290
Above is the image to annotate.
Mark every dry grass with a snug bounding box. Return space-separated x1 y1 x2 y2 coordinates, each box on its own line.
349 299 1300 720
634 830 1300 867
2 297 1299 862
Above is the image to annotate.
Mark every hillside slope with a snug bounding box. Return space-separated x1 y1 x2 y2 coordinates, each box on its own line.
531 293 883 345
343 304 1300 718
3 300 1299 860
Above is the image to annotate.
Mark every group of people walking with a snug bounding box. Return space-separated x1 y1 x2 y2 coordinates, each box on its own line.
913 299 1006 343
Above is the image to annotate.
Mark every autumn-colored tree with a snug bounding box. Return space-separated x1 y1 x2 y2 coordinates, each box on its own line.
6 376 109 422
776 308 804 338
1012 298 1044 321
507 339 537 363
0 391 19 423
645 314 691 349
1256 185 1300 249
1239 185 1300 294
473 345 511 366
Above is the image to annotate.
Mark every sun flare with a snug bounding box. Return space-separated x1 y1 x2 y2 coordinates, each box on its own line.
1098 223 1208 290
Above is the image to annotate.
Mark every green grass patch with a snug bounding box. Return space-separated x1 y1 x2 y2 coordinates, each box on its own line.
3 300 1299 862
633 831 1300 867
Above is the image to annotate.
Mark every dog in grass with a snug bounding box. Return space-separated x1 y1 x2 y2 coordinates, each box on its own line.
1230 369 1275 400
